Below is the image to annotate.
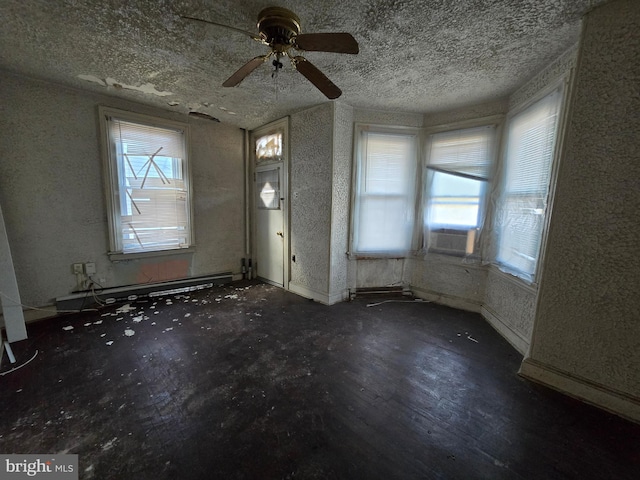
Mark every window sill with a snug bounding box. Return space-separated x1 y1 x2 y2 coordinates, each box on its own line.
348 252 410 260
109 246 196 262
489 264 538 292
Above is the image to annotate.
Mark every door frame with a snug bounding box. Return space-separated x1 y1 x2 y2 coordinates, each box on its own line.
249 117 290 290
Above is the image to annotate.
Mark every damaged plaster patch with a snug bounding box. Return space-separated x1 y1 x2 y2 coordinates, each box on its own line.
77 74 106 86
78 74 173 96
106 78 174 96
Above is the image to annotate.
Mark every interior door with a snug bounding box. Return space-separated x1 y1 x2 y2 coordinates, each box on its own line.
255 163 284 286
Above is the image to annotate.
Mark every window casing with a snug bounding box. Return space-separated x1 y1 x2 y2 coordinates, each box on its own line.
100 108 193 256
496 87 564 281
424 125 496 256
352 127 418 255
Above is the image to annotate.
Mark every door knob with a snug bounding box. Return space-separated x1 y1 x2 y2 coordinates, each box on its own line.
276 231 283 237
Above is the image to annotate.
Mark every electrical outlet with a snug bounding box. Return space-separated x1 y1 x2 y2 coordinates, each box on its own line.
72 263 83 275
84 262 96 275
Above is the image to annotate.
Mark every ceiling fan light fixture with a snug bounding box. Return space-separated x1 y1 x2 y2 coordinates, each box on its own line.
184 6 359 99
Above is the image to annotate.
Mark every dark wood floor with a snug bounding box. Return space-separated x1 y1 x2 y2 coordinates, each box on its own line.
1 281 638 479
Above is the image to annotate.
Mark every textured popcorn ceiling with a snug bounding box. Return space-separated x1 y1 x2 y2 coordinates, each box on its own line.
0 0 605 129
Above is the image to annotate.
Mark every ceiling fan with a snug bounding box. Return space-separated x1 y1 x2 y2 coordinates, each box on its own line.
182 6 359 99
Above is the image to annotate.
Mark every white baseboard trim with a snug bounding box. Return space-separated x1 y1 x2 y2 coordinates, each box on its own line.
481 306 530 355
519 358 640 424
411 286 482 313
328 289 349 305
288 283 332 305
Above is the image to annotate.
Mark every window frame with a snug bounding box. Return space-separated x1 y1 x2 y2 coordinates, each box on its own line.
494 80 568 283
99 106 194 260
422 120 500 257
350 124 421 258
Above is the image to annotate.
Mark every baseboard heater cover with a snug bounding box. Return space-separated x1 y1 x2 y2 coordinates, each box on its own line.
56 272 233 312
351 286 411 298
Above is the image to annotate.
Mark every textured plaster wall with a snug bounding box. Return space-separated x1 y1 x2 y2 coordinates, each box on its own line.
353 108 423 128
356 259 405 289
530 0 640 399
508 45 577 110
423 99 508 128
484 268 536 341
480 41 578 347
0 72 245 307
329 103 353 299
409 256 487 309
289 103 333 296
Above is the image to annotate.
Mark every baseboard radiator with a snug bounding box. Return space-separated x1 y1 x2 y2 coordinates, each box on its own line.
350 285 412 299
56 272 233 312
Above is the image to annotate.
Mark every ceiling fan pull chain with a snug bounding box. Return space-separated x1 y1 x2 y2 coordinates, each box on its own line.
272 53 284 100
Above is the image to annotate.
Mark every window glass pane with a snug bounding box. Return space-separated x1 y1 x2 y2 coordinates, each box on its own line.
424 125 494 255
364 133 414 194
427 171 482 228
496 88 563 280
354 130 417 253
357 195 414 252
108 116 191 254
256 169 280 210
256 133 283 163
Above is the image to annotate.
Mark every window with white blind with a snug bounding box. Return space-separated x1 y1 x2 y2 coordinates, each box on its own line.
353 127 418 254
100 107 193 255
496 87 564 280
424 125 495 255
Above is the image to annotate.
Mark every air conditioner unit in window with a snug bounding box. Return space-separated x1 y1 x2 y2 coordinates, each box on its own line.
429 228 477 255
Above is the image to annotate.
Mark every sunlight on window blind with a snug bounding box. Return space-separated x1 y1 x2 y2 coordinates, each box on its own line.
496 88 563 280
355 132 416 253
109 118 190 253
425 126 494 233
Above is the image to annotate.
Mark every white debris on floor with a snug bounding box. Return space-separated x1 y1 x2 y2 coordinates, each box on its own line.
62 325 74 331
124 329 135 337
116 303 135 314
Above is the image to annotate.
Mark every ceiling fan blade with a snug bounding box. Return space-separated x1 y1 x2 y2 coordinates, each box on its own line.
181 15 266 44
292 56 342 99
223 55 269 87
294 33 359 54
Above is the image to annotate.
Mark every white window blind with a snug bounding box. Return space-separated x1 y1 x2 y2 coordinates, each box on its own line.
496 88 563 280
425 126 495 235
354 130 417 254
428 126 494 179
105 115 192 254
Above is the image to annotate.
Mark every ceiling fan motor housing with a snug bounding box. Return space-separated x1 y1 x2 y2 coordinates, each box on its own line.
257 7 301 52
